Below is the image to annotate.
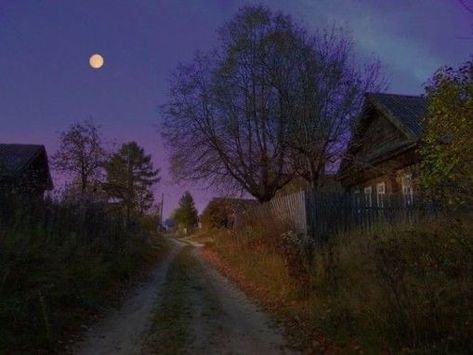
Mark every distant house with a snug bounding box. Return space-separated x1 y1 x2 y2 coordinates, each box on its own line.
0 144 53 199
338 93 427 206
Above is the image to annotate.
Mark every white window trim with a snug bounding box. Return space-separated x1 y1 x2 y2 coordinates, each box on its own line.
377 182 385 194
377 182 385 207
402 174 414 205
364 186 372 207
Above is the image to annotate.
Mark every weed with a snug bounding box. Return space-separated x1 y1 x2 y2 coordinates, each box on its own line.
0 196 159 353
205 213 473 353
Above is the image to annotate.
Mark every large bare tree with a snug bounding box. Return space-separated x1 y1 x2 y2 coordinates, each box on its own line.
162 6 300 202
288 28 386 189
52 120 106 194
161 6 385 200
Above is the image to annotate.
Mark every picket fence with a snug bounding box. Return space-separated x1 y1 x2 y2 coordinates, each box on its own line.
252 190 439 241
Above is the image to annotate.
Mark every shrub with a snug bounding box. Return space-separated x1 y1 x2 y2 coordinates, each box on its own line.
420 60 473 207
200 199 233 230
207 211 473 353
0 195 156 353
311 215 473 352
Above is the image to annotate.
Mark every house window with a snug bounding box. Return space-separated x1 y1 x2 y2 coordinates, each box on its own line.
402 174 414 205
364 186 372 207
377 182 385 208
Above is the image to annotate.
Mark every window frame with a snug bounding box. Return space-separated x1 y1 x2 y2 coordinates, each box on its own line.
402 174 414 205
364 186 373 207
377 182 386 207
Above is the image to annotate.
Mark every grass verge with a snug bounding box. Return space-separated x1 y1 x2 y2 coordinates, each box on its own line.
0 199 167 354
200 214 473 354
145 246 195 354
145 244 222 354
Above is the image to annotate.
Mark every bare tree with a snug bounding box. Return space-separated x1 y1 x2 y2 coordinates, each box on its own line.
161 6 306 202
161 6 385 200
52 120 106 194
288 28 386 189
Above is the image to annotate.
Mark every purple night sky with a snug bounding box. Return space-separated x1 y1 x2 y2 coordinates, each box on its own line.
0 1 471 217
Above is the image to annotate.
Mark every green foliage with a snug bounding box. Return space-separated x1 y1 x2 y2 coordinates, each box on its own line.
172 191 198 232
420 60 473 207
104 141 160 218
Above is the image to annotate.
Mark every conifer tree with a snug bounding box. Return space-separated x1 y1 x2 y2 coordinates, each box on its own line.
172 191 199 232
104 142 160 222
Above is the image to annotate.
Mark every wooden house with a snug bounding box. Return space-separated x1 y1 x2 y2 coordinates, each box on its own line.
338 93 427 206
0 144 53 199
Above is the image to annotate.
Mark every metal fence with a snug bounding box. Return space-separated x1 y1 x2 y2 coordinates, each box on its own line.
252 190 440 241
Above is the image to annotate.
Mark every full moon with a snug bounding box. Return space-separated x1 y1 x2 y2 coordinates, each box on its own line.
89 54 104 69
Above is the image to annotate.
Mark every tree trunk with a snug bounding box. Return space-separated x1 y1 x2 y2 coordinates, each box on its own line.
81 173 88 194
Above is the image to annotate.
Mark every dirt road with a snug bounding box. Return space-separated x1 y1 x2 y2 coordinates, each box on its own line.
74 239 295 354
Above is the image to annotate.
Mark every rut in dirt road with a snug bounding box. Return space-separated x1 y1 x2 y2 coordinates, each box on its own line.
75 239 295 355
144 242 295 355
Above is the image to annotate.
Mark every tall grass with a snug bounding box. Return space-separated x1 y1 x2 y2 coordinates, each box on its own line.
208 214 313 312
314 216 473 353
0 195 158 353
206 213 473 353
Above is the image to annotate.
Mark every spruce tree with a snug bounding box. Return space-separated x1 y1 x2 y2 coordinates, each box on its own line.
173 191 199 232
104 142 160 222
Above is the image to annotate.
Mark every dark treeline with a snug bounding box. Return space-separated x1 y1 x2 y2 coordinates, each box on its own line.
0 121 162 353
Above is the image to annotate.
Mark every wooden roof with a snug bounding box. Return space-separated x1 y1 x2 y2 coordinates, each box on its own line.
339 93 427 177
0 144 53 189
366 93 427 139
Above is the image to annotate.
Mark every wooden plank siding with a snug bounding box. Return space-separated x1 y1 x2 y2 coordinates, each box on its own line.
339 93 426 191
253 191 307 234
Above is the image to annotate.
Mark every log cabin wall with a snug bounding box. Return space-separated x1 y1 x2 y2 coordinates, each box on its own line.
357 110 406 160
339 93 427 200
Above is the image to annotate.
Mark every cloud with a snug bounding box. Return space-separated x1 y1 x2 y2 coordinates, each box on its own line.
255 0 467 93
351 16 440 85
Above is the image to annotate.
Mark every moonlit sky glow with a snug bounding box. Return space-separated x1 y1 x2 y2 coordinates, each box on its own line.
0 1 471 217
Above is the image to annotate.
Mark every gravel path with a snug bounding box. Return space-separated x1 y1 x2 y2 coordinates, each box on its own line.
188 247 293 354
74 238 295 354
73 244 181 355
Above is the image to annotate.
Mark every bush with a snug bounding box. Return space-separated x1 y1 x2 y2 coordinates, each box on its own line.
207 212 473 353
420 60 473 207
311 215 473 352
0 196 156 353
211 213 294 295
209 211 319 309
200 199 233 230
